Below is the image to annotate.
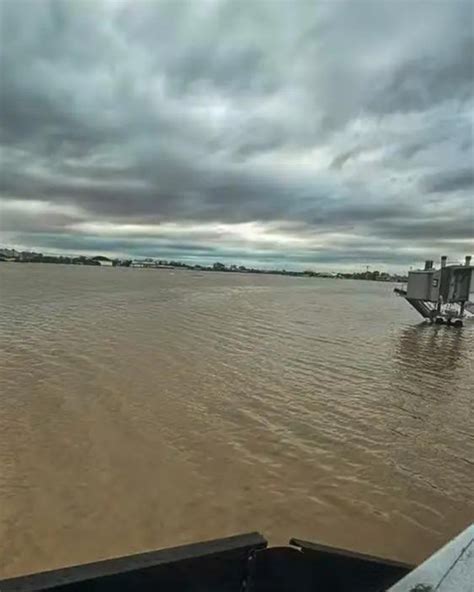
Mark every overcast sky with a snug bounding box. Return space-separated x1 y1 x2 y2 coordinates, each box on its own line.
1 0 473 270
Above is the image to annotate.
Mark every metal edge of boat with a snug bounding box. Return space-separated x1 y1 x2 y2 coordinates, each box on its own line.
2 525 473 591
0 530 413 592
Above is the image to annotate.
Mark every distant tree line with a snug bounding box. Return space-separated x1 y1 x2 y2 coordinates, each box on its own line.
0 249 407 281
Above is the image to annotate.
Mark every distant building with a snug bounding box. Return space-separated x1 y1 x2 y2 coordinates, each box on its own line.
130 260 175 269
0 248 19 258
91 256 113 266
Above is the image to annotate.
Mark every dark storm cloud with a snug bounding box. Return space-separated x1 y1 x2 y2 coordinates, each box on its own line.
369 37 474 115
424 168 474 194
0 0 473 269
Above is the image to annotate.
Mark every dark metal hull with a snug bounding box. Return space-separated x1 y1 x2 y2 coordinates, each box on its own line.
0 532 413 592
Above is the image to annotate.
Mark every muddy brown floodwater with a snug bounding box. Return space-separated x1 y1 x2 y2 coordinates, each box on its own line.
1 264 473 578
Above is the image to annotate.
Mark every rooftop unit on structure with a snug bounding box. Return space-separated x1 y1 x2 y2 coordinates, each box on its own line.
395 255 473 326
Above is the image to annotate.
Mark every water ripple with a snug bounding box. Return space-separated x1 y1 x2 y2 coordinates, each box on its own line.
0 264 473 577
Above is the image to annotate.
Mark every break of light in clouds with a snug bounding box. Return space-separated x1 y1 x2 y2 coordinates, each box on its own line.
0 0 473 270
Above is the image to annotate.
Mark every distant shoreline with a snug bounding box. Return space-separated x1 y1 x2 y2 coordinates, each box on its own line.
0 254 407 282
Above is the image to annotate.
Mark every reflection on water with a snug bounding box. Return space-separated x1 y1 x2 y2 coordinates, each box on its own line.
0 265 473 578
386 324 473 511
395 323 466 376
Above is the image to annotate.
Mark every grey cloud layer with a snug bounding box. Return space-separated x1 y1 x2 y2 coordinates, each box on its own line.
1 0 473 268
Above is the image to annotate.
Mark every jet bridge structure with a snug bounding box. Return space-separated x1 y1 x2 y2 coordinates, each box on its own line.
395 255 473 327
